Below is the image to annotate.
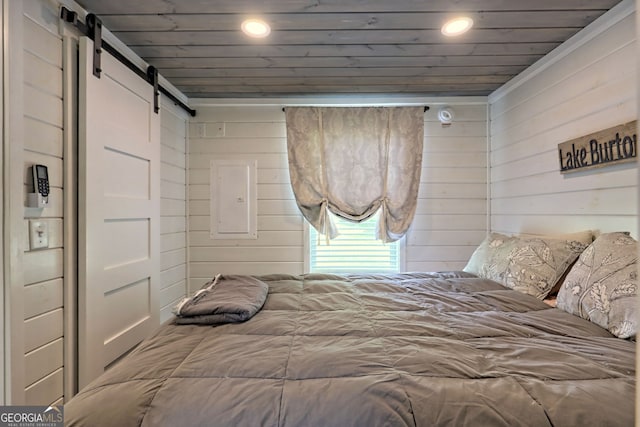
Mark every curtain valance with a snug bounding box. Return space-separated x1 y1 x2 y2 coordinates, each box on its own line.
285 107 424 243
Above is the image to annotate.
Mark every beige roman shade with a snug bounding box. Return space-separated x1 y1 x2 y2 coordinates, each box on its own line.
285 107 424 243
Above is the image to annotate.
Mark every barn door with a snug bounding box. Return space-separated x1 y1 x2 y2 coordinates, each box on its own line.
77 37 160 389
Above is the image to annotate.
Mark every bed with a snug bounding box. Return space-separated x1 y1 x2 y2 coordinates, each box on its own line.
64 232 636 426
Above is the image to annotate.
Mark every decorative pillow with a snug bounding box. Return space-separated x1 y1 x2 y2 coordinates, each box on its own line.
540 230 594 246
557 232 637 339
528 231 594 296
463 233 588 300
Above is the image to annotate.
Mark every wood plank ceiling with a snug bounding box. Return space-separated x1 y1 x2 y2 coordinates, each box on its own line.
74 0 623 98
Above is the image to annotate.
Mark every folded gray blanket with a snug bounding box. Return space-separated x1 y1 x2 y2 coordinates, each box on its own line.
173 274 269 325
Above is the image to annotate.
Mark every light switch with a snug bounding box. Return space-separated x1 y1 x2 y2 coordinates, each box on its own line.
29 220 49 250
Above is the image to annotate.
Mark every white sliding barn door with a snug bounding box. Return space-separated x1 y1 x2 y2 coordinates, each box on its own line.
78 37 160 389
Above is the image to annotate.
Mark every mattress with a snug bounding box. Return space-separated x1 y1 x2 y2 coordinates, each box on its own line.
64 272 635 426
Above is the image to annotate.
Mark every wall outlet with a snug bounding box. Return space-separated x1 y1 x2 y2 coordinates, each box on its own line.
29 220 49 250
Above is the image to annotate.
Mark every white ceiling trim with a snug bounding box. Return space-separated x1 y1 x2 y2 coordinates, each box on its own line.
189 95 488 108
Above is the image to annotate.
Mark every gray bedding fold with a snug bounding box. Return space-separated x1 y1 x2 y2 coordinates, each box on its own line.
173 274 268 325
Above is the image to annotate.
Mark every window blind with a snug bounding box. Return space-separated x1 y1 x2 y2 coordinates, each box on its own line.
309 212 399 274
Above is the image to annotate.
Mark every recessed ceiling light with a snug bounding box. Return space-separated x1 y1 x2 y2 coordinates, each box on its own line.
241 18 271 38
441 17 474 37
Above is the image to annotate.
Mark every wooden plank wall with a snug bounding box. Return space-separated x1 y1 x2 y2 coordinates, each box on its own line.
188 104 487 290
489 11 637 237
22 1 65 406
188 106 301 290
159 98 189 323
408 105 488 271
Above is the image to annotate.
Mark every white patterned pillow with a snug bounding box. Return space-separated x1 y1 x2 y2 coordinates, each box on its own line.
540 230 594 246
464 233 588 300
557 232 637 339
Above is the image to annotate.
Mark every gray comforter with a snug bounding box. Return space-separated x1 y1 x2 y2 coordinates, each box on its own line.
65 272 635 426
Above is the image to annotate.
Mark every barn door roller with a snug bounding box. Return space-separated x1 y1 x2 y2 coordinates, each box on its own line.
147 66 160 114
86 14 103 78
59 6 196 117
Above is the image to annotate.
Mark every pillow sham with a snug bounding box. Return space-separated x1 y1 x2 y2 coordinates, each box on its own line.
540 230 594 246
556 232 637 339
463 232 588 300
541 231 594 296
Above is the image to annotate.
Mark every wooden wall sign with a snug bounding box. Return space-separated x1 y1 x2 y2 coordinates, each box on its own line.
558 120 637 174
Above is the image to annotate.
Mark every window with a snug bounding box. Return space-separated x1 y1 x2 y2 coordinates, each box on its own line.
308 212 400 274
